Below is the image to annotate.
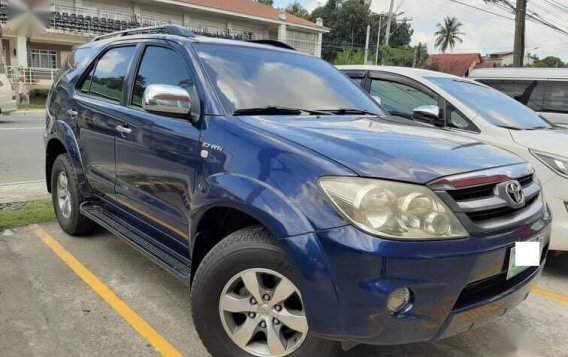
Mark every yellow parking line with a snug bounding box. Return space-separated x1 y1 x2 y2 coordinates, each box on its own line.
532 286 568 305
30 224 185 357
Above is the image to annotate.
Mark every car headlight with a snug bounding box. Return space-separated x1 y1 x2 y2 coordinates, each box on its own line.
320 177 468 240
530 150 568 178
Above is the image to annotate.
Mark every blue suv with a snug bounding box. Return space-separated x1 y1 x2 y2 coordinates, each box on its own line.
45 25 550 356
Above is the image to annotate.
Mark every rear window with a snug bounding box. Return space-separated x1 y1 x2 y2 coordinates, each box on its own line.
81 46 137 102
477 79 545 111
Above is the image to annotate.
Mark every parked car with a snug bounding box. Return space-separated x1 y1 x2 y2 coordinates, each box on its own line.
339 65 566 252
46 26 550 357
0 73 18 115
469 67 568 127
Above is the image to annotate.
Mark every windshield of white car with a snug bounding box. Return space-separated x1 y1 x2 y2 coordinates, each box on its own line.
195 44 386 117
427 77 553 130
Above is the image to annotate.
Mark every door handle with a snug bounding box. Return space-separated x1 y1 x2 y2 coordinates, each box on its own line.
116 125 132 136
67 109 78 116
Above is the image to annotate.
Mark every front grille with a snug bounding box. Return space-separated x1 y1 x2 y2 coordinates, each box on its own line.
467 195 538 223
429 164 542 232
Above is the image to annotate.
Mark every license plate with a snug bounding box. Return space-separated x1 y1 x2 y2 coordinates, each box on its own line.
507 236 542 280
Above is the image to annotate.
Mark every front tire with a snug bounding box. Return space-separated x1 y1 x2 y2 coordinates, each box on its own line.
51 154 96 235
191 227 340 357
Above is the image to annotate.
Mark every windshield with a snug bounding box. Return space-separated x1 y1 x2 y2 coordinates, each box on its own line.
427 77 553 130
194 43 385 116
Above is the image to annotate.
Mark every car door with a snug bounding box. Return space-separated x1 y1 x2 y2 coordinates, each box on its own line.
542 81 568 126
73 45 138 198
114 42 201 242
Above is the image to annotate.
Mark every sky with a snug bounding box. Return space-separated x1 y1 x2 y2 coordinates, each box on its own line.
273 0 568 61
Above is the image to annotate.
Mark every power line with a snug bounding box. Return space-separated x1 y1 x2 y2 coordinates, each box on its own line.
447 0 514 20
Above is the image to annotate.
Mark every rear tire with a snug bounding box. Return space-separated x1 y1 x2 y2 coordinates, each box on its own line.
191 226 340 357
51 154 96 235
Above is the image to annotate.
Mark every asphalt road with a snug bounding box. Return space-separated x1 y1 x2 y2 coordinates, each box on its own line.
1 223 568 357
0 114 45 185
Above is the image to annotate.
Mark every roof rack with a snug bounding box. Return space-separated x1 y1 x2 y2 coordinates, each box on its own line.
247 40 296 51
92 25 195 42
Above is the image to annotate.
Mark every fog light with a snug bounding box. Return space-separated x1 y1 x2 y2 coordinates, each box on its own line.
387 288 411 314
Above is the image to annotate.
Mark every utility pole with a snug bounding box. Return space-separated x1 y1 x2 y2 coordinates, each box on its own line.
374 15 382 65
384 0 395 47
513 0 527 67
364 23 371 64
413 43 419 68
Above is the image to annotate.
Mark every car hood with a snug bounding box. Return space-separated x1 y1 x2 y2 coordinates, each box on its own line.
239 115 525 184
510 127 568 154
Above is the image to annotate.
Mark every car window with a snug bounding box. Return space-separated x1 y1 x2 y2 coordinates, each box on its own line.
447 104 479 132
370 79 437 116
478 79 545 111
87 46 136 102
81 67 94 92
428 77 552 130
194 44 384 116
132 46 194 107
543 81 568 113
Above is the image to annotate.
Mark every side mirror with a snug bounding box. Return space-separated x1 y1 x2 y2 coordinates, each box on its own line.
372 95 382 105
142 84 191 116
412 105 445 126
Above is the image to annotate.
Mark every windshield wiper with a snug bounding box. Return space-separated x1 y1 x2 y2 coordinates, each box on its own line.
232 106 330 116
319 108 380 116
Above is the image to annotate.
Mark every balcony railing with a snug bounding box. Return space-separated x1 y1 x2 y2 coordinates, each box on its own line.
6 66 59 86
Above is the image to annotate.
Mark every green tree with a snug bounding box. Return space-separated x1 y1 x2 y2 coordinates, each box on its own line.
257 0 273 6
333 51 365 65
434 17 464 53
531 56 566 68
286 1 309 19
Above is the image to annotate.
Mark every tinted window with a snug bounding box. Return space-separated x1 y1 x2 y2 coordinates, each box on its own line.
478 79 545 111
544 81 568 113
132 46 193 107
370 79 437 116
89 46 136 102
447 104 479 132
428 77 552 130
81 67 94 92
194 44 384 115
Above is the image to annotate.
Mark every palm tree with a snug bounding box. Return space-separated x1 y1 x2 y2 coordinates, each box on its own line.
434 17 464 53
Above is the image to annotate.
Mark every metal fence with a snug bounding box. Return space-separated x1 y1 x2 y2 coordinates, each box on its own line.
6 66 59 86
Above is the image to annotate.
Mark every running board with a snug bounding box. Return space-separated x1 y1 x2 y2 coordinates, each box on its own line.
80 202 191 282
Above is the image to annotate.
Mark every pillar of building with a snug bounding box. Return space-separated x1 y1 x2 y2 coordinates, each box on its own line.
16 35 27 67
315 18 324 58
278 9 287 43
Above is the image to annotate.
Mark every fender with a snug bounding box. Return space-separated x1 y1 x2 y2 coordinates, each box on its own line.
191 172 314 239
46 120 88 190
190 173 344 335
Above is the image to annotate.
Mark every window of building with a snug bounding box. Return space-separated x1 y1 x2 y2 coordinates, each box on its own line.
131 46 193 107
544 81 568 113
85 46 136 102
29 49 57 69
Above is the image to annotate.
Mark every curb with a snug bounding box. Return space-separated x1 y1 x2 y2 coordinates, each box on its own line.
8 110 46 116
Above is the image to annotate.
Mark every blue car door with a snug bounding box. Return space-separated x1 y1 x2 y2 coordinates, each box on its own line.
114 42 201 242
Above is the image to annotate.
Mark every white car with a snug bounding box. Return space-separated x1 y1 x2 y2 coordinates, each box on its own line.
339 65 568 251
0 73 17 115
469 67 568 127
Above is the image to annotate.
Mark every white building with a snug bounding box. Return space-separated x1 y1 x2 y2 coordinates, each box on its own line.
0 0 328 87
483 51 536 67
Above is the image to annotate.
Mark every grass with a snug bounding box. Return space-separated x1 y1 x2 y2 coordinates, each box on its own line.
17 103 46 110
0 199 55 231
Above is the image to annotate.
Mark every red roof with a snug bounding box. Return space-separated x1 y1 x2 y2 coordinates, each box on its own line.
475 61 497 69
175 0 319 28
422 53 482 77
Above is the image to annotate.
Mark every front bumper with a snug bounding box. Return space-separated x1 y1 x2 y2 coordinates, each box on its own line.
541 174 568 251
302 216 550 346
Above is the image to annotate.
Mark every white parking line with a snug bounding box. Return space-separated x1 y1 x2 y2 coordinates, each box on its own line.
0 127 44 130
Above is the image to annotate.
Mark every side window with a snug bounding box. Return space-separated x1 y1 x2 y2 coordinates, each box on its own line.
446 104 479 132
131 46 193 107
479 79 544 111
84 46 136 102
370 79 437 116
80 67 94 92
543 81 568 113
